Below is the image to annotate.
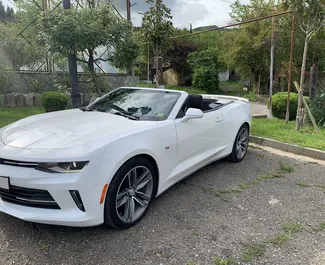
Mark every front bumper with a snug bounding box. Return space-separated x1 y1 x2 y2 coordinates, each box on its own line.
0 157 107 227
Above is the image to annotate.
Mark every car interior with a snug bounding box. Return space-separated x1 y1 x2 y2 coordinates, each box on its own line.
177 94 225 118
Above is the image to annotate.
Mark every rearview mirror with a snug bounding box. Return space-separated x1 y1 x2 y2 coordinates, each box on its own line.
181 108 204 123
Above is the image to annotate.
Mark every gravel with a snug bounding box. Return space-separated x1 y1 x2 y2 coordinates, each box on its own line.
1 148 325 265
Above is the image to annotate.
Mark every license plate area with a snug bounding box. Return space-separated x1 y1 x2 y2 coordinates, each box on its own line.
0 176 9 190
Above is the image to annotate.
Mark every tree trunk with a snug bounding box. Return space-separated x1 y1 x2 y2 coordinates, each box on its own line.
254 73 261 95
88 50 101 95
296 28 309 131
155 42 160 88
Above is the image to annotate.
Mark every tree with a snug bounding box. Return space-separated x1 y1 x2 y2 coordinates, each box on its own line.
220 0 275 94
38 4 138 94
0 23 45 70
188 49 220 93
165 39 199 86
0 1 6 21
284 0 325 130
140 0 174 87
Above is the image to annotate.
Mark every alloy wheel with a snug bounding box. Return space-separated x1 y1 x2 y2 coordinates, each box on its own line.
115 166 153 223
236 127 249 159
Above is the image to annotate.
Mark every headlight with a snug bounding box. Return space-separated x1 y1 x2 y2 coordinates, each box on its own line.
36 161 89 173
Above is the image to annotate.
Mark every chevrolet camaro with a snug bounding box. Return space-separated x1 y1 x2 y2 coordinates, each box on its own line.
0 87 251 229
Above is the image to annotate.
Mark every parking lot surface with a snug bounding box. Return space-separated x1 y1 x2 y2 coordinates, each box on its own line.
1 147 325 265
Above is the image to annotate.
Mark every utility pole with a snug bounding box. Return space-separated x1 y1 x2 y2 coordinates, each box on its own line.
268 16 275 119
147 43 150 82
63 0 81 108
155 0 164 88
285 14 295 122
126 0 131 21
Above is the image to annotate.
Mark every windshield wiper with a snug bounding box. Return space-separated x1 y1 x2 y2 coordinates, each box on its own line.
80 106 94 112
111 110 139 120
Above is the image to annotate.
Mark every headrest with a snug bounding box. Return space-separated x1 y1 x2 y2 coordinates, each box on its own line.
187 95 203 110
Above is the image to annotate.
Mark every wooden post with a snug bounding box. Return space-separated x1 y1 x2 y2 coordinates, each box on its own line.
294 81 319 134
285 14 295 122
309 64 314 98
268 16 275 119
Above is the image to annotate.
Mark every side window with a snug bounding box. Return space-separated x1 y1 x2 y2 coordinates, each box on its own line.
176 100 188 119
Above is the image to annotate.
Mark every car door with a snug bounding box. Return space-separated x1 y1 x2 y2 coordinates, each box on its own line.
172 108 226 180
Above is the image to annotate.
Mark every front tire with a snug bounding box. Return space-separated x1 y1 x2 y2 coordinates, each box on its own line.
227 124 249 163
104 157 156 229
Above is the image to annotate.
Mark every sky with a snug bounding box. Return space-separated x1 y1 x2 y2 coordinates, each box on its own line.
115 0 250 29
1 0 250 29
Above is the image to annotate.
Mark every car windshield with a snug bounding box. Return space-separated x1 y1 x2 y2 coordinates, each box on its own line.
87 88 181 121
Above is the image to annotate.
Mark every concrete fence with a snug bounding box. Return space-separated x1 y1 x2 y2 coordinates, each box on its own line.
0 92 98 108
2 71 139 94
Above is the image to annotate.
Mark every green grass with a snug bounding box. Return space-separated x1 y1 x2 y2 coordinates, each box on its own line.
241 243 266 262
282 223 303 234
0 107 44 128
212 257 236 265
266 233 291 247
279 163 295 173
312 222 325 232
296 183 312 188
251 118 325 151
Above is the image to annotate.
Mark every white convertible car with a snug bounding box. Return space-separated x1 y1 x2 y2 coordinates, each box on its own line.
0 87 251 229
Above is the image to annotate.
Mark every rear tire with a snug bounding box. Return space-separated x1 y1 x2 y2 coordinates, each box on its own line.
104 157 156 229
227 124 249 163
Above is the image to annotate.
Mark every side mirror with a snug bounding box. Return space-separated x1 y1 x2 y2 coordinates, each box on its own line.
181 108 204 123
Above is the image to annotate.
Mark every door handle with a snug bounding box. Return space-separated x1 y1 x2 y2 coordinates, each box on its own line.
216 116 223 122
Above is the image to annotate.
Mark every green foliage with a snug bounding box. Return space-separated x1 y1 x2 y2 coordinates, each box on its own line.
38 5 137 69
220 0 275 92
188 49 219 93
165 40 199 85
0 1 14 22
243 92 257 102
192 67 219 93
213 257 236 265
0 107 44 128
140 0 174 48
282 223 303 234
251 118 325 151
269 92 310 120
241 243 266 262
310 82 325 127
266 233 291 247
27 78 43 94
41 91 69 112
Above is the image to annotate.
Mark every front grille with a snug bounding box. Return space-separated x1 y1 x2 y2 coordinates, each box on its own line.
0 158 37 168
0 185 60 210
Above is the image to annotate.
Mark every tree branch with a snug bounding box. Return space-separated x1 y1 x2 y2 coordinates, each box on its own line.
94 58 109 62
76 58 88 64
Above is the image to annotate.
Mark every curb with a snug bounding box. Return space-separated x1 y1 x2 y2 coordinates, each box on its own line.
249 135 325 161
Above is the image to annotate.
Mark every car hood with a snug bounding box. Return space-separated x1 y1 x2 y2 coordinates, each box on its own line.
1 109 157 149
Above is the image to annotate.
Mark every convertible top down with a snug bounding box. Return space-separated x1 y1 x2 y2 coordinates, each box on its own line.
0 87 251 228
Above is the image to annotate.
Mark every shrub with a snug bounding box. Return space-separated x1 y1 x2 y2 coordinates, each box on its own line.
192 66 219 93
188 48 220 93
310 92 325 127
243 92 257 102
268 92 310 120
41 91 69 112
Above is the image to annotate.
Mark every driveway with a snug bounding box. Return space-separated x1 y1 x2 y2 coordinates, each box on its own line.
250 102 268 118
1 148 325 265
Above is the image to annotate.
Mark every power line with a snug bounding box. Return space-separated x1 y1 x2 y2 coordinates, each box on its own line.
168 10 293 40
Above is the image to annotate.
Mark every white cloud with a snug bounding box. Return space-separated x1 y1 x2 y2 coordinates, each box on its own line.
128 0 251 29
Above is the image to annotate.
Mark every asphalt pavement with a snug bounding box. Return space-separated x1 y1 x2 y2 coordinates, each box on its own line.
1 147 325 265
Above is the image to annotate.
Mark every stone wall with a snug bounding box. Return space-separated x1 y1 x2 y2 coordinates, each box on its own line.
0 92 102 108
2 71 139 94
